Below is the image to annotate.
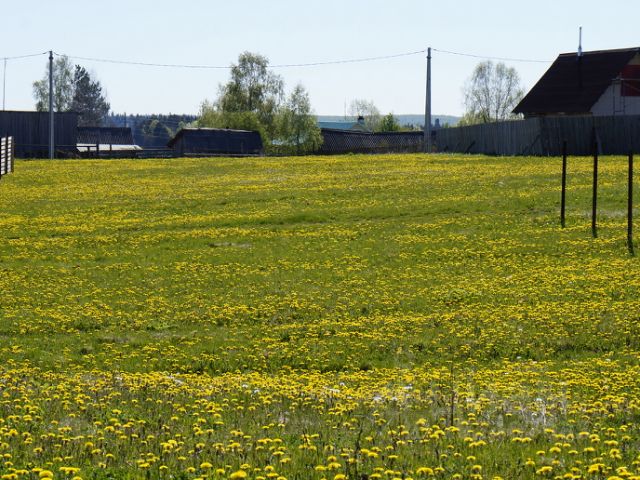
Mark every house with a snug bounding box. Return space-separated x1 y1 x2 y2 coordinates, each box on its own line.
514 47 640 117
317 116 369 132
0 110 78 157
77 126 142 155
167 128 263 156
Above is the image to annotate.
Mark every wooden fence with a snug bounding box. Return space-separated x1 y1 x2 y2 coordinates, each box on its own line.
435 115 640 156
0 136 14 178
318 129 424 154
0 111 78 158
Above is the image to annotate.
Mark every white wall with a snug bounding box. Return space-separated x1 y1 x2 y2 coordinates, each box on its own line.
591 53 640 116
591 83 640 116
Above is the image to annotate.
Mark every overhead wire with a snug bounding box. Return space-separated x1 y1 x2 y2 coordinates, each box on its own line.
1 51 48 61
1 47 552 70
0 46 552 113
53 48 553 70
53 49 429 69
432 48 552 64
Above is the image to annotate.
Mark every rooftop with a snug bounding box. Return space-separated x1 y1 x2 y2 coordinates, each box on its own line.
513 47 640 115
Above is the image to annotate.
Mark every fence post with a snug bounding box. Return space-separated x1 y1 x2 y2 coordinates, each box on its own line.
561 140 567 228
592 138 599 238
10 137 14 173
629 151 634 256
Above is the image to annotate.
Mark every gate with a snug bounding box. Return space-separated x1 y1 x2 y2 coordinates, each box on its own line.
0 136 14 178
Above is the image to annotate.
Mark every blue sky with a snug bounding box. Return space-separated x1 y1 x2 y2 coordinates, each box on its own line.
2 0 639 116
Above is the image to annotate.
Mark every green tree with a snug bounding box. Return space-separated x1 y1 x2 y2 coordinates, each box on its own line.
198 101 267 140
201 52 324 154
32 55 74 112
378 113 401 132
217 52 284 139
70 66 110 126
349 99 381 132
276 84 323 155
140 117 175 148
462 61 524 124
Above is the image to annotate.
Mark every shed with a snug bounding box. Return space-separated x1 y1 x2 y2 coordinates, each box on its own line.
168 128 263 156
514 47 640 117
77 126 142 155
0 110 78 157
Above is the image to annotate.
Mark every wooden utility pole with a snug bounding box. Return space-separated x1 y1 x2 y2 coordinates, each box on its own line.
424 47 432 153
2 58 6 111
48 50 54 160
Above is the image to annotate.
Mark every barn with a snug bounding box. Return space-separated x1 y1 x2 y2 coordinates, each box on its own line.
77 126 141 156
168 128 263 156
514 47 640 117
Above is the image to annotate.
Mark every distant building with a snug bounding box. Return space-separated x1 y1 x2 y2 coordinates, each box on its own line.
514 47 640 117
167 128 263 156
317 116 369 132
0 110 78 157
77 127 141 155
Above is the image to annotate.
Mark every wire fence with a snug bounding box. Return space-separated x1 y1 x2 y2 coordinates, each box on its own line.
318 129 425 155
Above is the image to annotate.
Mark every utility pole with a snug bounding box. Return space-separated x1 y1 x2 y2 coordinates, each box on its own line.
424 47 432 153
2 58 6 110
49 50 54 159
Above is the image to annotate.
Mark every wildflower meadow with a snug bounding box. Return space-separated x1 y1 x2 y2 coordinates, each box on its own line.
1 154 639 479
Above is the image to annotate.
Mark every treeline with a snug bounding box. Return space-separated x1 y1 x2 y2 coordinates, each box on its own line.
107 114 197 148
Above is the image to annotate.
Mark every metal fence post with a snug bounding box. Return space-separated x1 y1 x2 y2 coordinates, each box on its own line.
592 139 598 239
629 151 634 256
561 140 567 228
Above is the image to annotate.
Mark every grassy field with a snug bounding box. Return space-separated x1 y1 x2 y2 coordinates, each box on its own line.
1 154 639 479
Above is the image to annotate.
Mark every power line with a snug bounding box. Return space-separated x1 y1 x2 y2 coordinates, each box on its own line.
270 49 427 68
432 48 552 64
53 48 552 71
1 51 48 61
2 47 553 70
54 49 428 69
53 52 230 70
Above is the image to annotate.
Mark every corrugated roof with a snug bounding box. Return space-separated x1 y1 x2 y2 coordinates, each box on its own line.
317 121 369 132
77 127 135 145
167 127 263 154
513 47 640 115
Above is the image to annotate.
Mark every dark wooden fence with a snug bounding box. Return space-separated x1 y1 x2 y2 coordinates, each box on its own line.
318 129 424 154
436 115 640 156
0 136 15 178
0 111 78 157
